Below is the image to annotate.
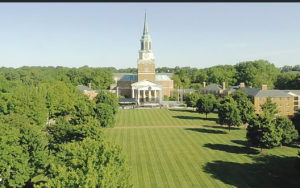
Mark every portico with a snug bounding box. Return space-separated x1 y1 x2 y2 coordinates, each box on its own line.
131 80 162 105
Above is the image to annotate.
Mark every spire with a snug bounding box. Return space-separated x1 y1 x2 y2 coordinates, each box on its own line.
143 11 148 35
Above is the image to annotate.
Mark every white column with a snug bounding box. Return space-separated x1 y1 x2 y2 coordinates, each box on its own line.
149 90 151 102
154 90 157 100
159 90 162 103
143 90 146 102
132 88 134 98
137 89 140 104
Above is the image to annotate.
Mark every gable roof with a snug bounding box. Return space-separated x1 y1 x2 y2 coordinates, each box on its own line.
255 90 292 98
283 90 300 96
200 84 222 91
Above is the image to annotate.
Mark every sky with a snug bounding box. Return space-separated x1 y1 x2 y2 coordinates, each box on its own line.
0 3 300 69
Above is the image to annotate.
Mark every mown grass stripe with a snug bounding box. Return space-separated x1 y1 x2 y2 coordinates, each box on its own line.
133 128 144 187
146 128 170 188
140 128 158 187
163 127 198 187
153 128 182 187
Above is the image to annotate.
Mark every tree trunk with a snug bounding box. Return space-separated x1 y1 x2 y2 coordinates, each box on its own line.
206 113 207 119
228 125 231 132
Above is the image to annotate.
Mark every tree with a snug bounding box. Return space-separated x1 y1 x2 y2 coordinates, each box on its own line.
0 123 32 187
275 116 299 145
246 98 286 151
44 81 76 119
231 90 255 124
38 138 131 188
235 60 280 89
185 92 201 110
95 103 115 127
196 94 215 119
261 97 278 118
0 115 51 187
217 96 242 131
247 114 282 151
292 111 300 136
95 91 118 115
274 73 299 89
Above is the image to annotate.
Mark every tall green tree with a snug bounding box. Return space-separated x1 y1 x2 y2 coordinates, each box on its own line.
39 138 131 188
185 92 201 110
0 115 51 187
196 94 216 119
95 103 115 127
235 60 280 89
231 90 255 124
261 97 278 118
275 116 299 145
217 96 242 131
95 91 119 115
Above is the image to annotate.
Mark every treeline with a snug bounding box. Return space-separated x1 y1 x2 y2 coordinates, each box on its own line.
280 65 300 73
100 60 299 90
0 66 114 90
0 68 131 187
172 60 300 90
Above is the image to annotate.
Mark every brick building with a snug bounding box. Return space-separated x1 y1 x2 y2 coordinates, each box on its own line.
112 12 173 105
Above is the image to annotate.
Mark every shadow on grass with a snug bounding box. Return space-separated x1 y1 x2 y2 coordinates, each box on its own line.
185 128 227 134
203 125 240 130
203 143 259 154
286 143 300 149
173 115 217 121
203 155 300 188
231 140 248 146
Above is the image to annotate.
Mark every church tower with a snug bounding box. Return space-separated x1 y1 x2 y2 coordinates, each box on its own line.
137 12 155 81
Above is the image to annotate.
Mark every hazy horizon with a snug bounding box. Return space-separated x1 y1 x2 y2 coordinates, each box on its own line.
0 3 300 69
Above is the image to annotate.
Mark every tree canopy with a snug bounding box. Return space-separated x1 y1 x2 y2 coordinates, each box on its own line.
196 94 216 119
217 96 242 131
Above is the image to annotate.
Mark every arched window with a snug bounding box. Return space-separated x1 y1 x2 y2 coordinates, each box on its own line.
141 42 144 50
149 42 151 50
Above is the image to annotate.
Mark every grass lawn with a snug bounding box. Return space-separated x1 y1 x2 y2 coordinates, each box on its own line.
104 108 300 188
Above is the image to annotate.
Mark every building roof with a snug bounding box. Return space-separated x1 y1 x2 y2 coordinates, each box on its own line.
120 75 138 82
283 90 300 96
200 84 222 91
255 90 292 98
155 74 171 81
76 85 93 92
239 87 260 97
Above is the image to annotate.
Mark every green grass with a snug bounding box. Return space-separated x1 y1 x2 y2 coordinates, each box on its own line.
104 108 300 188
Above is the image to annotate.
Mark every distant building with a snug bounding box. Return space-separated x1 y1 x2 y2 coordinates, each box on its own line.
283 90 300 110
76 83 98 100
199 82 226 96
111 12 174 105
223 83 295 116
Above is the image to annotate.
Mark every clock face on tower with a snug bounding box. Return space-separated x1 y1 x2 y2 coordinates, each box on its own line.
144 53 149 59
